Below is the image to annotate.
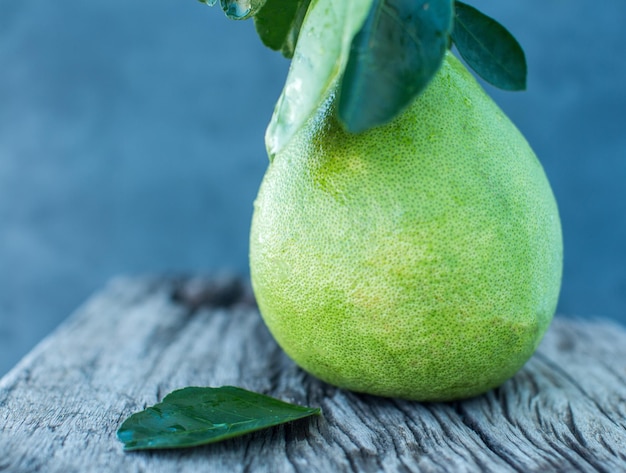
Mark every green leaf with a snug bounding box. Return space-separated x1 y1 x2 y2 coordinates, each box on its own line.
451 1 526 91
253 0 312 58
117 386 321 451
265 0 374 159
338 0 454 133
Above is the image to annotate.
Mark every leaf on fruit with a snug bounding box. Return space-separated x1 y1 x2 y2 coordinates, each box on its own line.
264 0 374 159
117 386 321 451
338 0 454 134
451 1 526 91
253 0 311 58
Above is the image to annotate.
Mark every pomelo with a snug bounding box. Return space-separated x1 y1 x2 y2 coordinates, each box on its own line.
249 52 562 401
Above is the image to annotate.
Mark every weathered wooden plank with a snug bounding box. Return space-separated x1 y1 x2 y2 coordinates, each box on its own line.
1 276 626 473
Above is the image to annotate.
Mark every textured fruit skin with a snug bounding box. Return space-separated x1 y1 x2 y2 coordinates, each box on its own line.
250 53 562 401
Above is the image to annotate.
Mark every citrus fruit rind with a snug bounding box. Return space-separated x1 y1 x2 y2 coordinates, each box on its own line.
250 52 562 401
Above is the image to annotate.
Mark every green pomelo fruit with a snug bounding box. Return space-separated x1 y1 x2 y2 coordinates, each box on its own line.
249 52 563 401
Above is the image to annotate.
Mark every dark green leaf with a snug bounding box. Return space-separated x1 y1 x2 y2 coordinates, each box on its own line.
253 0 311 58
338 0 454 133
451 1 526 90
220 0 266 20
117 386 321 451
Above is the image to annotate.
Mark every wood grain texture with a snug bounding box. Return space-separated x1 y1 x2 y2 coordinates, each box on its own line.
1 276 626 473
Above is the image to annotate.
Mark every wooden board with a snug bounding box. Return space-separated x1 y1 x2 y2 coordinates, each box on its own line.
1 276 626 472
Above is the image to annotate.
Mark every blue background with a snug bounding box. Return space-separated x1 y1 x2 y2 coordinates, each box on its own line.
1 0 625 376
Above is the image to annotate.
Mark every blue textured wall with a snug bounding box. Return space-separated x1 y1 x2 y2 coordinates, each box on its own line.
1 0 625 375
